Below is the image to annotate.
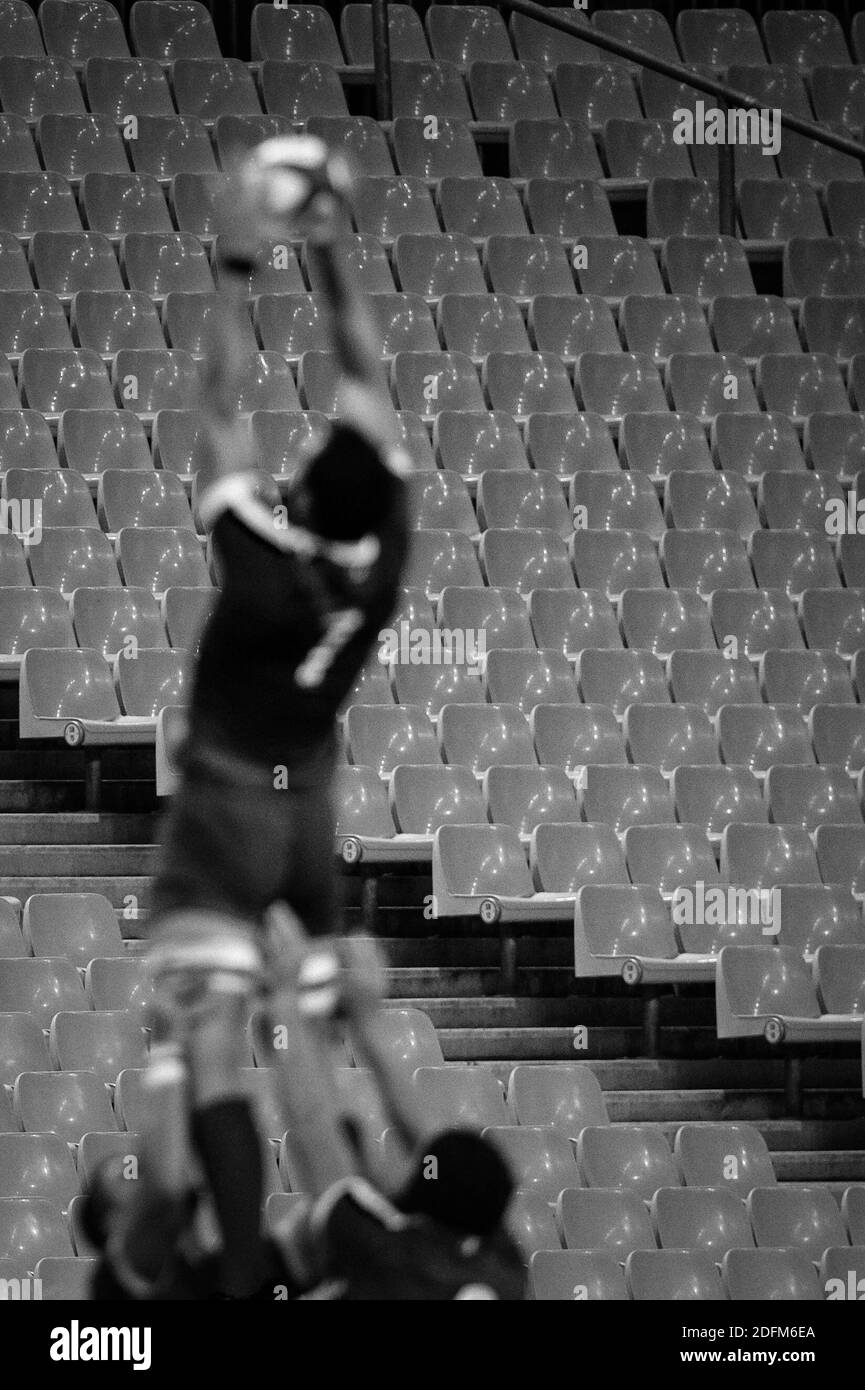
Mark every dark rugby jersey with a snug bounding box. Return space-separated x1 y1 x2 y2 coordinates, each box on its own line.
310 1179 526 1301
188 426 409 773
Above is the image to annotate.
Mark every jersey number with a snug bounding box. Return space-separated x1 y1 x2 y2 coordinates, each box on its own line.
295 608 364 689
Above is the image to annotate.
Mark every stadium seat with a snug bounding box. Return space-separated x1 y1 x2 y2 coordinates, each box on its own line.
117 527 208 593
38 113 130 184
572 472 664 540
346 705 440 777
666 235 755 301
750 531 839 598
0 172 81 238
579 1125 680 1199
392 117 482 180
581 763 675 835
621 295 711 362
627 1248 725 1301
122 231 213 299
0 231 33 291
403 528 482 597
653 1186 753 1258
527 180 616 243
426 5 512 67
575 238 665 305
115 646 187 718
433 821 576 922
393 351 483 417
0 1130 80 1207
305 116 394 178
509 119 603 181
341 4 429 64
577 352 668 419
800 591 865 659
0 53 86 121
506 1063 609 1137
810 705 865 774
467 59 556 123
532 821 628 900
483 764 578 835
131 0 220 60
0 0 44 58
815 943 865 1015
529 1248 629 1301
480 528 573 594
647 419 722 490
29 527 119 593
30 233 124 303
661 530 754 597
761 648 854 709
484 351 576 418
666 472 758 539
0 1198 73 1266
48 1012 147 1085
710 296 800 359
785 238 865 299
802 297 865 361
723 1247 822 1301
677 8 766 67
712 413 805 479
434 411 528 477
84 56 173 121
646 178 719 239
757 353 850 420
59 409 151 478
710 589 803 657
718 705 814 776
624 706 718 779
0 404 56 471
555 62 641 131
72 290 164 356
412 1066 509 1131
525 413 617 477
748 1185 848 1260
390 660 483 719
667 353 760 419
128 114 217 181
14 1068 115 1143
0 113 39 174
23 891 123 965
826 182 865 243
81 170 171 241
815 823 865 892
509 8 600 66
671 765 765 841
763 8 850 69
529 588 621 657
721 822 820 893
530 704 626 777
631 822 723 900
406 470 477 535
439 293 530 359
484 1126 581 1203
739 178 827 242
438 586 534 651
605 118 693 181
531 294 620 363
571 530 664 597
765 765 861 833
390 764 485 838
439 703 535 775
86 958 154 1016
0 588 74 663
557 1187 655 1259
485 644 577 709
507 1191 561 1262
620 589 715 658
482 236 574 302
171 58 260 123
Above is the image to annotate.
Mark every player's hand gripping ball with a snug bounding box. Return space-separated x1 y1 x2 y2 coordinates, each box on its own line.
241 135 353 241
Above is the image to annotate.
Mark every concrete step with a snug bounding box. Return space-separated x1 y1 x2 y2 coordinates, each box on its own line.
0 876 152 907
0 845 157 875
0 814 158 845
388 995 718 1028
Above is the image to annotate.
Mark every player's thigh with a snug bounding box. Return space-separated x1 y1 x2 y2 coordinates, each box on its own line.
280 783 337 937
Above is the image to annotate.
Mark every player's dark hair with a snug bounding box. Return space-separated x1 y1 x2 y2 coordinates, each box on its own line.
303 427 400 543
395 1130 514 1237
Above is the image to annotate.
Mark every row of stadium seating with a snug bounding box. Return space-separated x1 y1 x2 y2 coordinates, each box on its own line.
4 3 865 74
